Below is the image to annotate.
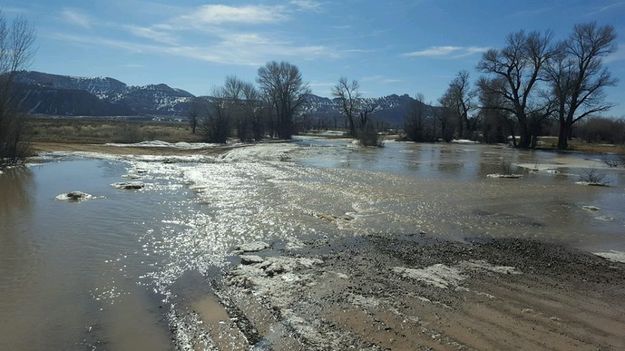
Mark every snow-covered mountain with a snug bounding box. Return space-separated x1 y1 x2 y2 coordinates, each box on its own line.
14 71 193 116
13 71 431 126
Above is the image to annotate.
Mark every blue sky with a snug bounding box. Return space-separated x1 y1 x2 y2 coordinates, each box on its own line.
2 0 625 116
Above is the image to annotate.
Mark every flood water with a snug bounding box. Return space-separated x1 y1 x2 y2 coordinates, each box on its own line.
1 138 624 350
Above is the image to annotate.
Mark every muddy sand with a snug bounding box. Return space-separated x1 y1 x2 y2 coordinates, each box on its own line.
173 235 625 351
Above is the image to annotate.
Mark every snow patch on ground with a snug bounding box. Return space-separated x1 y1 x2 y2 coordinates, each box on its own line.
487 174 523 179
105 140 223 149
451 139 479 144
220 143 298 162
393 264 464 289
394 260 520 289
594 250 625 263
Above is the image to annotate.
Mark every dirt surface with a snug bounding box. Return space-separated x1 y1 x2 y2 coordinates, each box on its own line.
176 235 625 350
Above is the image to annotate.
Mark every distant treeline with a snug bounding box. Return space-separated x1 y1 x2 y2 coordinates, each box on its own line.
403 22 620 149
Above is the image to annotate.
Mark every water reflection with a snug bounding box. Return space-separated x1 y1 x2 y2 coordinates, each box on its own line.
0 166 34 217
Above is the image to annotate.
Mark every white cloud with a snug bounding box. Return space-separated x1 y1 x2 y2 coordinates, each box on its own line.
605 43 625 63
60 8 92 28
589 1 625 15
361 75 402 84
290 0 323 11
402 46 489 58
50 31 339 66
175 4 288 27
126 25 178 45
51 3 353 67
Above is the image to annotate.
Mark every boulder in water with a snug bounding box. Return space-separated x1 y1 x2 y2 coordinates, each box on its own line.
111 182 145 190
235 241 270 253
56 191 93 202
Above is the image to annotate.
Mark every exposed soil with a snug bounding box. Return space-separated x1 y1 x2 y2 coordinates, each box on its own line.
178 235 625 350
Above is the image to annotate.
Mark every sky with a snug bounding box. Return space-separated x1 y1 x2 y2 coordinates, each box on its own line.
2 0 625 116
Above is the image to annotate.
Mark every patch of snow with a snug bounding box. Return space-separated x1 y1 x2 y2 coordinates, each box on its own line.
394 260 520 289
393 264 465 289
451 139 479 144
582 205 600 212
460 260 520 275
105 140 222 150
594 250 625 263
220 143 298 162
487 174 523 179
235 241 270 253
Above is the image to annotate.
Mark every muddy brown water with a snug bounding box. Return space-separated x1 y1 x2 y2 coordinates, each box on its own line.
1 138 624 350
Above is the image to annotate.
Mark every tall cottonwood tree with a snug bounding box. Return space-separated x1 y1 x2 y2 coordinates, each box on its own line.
332 77 360 137
201 86 231 144
404 93 431 142
439 71 475 139
477 77 516 144
477 30 556 148
257 61 310 139
545 22 617 149
0 12 35 162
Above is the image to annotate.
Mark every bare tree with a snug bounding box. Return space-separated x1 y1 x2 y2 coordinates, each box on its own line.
241 82 266 141
545 22 617 150
439 71 475 139
354 100 382 146
477 78 516 144
477 30 556 148
0 12 35 163
332 77 361 136
187 98 207 134
257 61 310 139
404 93 430 142
201 87 231 144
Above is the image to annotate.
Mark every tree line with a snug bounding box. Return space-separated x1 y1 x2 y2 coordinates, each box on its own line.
189 61 311 144
191 62 384 146
404 22 618 149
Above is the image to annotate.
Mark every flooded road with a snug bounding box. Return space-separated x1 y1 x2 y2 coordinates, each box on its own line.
1 138 624 350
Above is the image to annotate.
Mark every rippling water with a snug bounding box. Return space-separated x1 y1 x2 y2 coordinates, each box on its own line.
1 139 624 350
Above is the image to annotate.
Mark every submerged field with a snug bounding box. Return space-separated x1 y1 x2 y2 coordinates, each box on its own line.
1 138 625 350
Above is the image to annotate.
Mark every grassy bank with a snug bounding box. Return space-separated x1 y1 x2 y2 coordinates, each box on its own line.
535 136 625 154
25 117 201 144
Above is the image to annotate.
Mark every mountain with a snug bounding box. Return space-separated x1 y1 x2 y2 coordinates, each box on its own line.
14 71 193 116
13 71 431 126
302 93 431 127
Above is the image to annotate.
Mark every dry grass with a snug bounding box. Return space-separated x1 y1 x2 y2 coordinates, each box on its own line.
25 117 201 144
566 142 625 154
536 136 625 155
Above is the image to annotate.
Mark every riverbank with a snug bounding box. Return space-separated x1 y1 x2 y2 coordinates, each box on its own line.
185 235 625 350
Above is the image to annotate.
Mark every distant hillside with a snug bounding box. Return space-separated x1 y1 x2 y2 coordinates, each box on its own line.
13 71 193 116
13 71 433 126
